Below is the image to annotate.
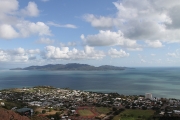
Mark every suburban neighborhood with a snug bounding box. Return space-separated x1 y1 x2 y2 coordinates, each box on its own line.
0 86 180 120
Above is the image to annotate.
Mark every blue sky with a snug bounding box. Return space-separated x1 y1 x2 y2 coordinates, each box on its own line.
0 0 180 68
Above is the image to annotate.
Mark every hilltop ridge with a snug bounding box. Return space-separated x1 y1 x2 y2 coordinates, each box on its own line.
10 63 126 71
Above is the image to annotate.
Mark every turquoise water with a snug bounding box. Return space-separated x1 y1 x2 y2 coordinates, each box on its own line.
0 67 180 99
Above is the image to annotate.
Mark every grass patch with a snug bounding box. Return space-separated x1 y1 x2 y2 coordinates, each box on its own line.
113 116 136 120
113 109 154 120
96 107 110 114
113 116 137 120
78 109 94 116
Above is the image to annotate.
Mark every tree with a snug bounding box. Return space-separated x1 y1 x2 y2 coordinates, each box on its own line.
42 110 46 114
142 106 147 110
34 111 40 115
112 107 117 111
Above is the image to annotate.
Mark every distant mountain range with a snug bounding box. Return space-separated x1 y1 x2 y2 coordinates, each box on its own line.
10 63 126 71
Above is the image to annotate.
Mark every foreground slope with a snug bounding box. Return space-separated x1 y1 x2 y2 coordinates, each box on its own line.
0 107 30 120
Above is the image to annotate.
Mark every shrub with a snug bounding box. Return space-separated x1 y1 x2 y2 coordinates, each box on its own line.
42 110 46 114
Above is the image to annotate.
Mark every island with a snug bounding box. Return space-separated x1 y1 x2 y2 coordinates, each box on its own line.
10 63 126 71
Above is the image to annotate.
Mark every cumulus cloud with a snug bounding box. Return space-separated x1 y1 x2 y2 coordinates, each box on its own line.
16 21 51 37
41 0 50 2
145 40 163 48
80 34 85 40
0 50 8 61
47 21 77 29
151 54 156 56
0 0 51 40
83 0 180 43
21 2 39 17
108 48 129 58
81 30 141 50
36 38 54 44
0 24 19 39
141 59 146 63
28 49 40 54
81 30 122 46
10 47 26 55
43 46 105 60
59 42 77 47
0 48 40 62
167 52 177 57
127 48 142 51
67 42 76 46
83 14 114 29
0 0 18 15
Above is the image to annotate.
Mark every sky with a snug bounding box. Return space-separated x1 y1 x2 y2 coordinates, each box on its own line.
1 0 180 68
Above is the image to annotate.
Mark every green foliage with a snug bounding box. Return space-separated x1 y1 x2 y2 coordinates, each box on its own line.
142 106 147 110
76 114 80 117
42 110 46 114
78 109 94 116
34 111 40 115
96 107 111 114
113 107 117 111
125 105 130 109
113 109 154 120
49 108 53 112
3 101 26 110
55 112 61 115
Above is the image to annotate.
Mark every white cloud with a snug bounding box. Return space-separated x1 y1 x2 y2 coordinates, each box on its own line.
41 0 50 2
0 0 18 14
151 54 156 56
167 52 177 57
44 46 69 59
16 21 51 37
145 40 163 48
59 43 66 47
21 2 39 17
47 21 77 29
82 30 126 46
108 48 129 58
0 0 51 40
80 34 85 40
0 48 41 62
82 30 141 50
82 30 122 46
83 0 180 43
36 38 54 44
166 58 175 63
12 55 29 62
0 24 19 39
83 14 114 29
67 42 76 46
13 47 26 55
59 42 77 47
141 59 146 63
28 49 40 54
0 50 8 61
165 5 180 29
127 48 142 51
43 46 105 60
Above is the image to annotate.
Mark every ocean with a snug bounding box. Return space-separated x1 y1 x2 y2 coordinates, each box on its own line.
0 67 180 99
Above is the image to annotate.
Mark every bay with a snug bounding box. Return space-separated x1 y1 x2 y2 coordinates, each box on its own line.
0 67 180 99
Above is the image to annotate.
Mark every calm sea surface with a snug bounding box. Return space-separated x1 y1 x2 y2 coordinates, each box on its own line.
0 67 180 99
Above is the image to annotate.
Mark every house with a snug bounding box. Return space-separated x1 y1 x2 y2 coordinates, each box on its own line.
16 108 33 116
174 110 180 115
0 102 5 106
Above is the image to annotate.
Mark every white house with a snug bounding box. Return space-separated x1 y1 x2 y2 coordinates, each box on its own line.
145 93 152 100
